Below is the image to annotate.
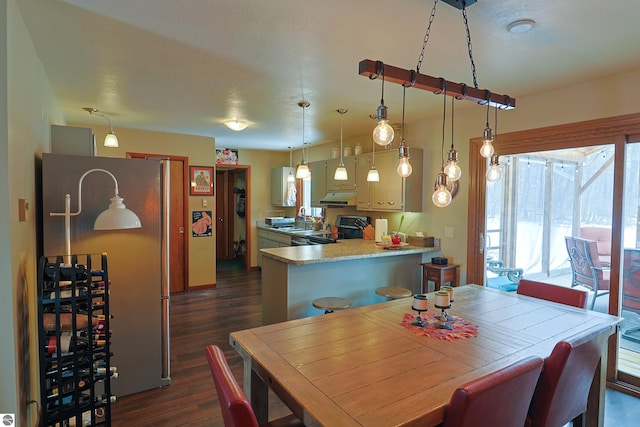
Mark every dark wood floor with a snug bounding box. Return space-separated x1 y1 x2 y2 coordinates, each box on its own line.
111 267 291 426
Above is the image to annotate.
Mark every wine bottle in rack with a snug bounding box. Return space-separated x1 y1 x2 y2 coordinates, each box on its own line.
45 335 107 355
42 312 103 332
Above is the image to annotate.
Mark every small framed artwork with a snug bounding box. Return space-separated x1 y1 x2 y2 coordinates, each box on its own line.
216 148 239 165
189 166 214 195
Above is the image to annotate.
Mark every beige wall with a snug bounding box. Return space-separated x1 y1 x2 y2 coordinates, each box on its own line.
3 0 63 424
70 123 217 288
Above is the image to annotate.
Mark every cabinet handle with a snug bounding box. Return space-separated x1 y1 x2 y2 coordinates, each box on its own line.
377 201 384 205
179 227 184 234
479 233 484 254
388 201 395 205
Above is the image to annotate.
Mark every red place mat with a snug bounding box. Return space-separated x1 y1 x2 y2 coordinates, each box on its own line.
401 312 479 340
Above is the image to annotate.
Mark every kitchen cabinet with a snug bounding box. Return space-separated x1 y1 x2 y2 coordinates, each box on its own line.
309 160 326 207
257 228 292 267
326 156 357 192
271 167 296 207
356 148 423 212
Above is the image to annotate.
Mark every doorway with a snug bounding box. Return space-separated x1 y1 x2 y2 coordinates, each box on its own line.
216 166 250 271
127 152 189 293
467 113 640 395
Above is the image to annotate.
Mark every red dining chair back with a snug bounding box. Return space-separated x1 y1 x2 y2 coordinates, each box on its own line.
205 344 304 427
527 324 611 427
442 356 544 427
517 279 588 309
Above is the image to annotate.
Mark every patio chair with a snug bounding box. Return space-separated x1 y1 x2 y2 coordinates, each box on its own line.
622 249 640 344
579 226 612 265
517 279 587 309
564 236 610 310
486 259 523 292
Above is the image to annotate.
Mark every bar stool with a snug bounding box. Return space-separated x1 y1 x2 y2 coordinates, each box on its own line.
312 297 352 314
375 286 413 300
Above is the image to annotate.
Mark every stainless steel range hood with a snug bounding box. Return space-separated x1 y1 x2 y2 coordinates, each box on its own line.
319 191 357 206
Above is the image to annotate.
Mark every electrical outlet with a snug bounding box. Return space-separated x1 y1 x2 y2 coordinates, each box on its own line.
202 198 208 207
444 227 455 238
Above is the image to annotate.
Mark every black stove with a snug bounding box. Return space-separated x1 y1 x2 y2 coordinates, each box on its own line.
336 215 371 239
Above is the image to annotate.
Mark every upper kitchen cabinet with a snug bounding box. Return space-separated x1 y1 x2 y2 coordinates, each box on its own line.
271 167 296 207
326 156 357 192
310 160 327 207
356 148 423 212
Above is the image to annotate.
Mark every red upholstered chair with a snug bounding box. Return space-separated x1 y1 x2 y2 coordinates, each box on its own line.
204 345 304 427
565 236 610 309
527 324 611 427
578 227 612 265
442 356 544 427
622 249 640 343
517 279 588 309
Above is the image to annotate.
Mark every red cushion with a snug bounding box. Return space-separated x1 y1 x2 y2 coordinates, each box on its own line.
443 356 543 427
517 279 587 309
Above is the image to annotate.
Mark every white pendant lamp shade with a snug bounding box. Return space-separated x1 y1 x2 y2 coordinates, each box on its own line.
296 163 310 180
93 195 142 230
104 131 119 148
334 165 348 180
367 166 380 182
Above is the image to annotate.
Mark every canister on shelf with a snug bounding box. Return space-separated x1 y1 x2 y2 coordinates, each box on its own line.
354 143 363 155
343 145 353 157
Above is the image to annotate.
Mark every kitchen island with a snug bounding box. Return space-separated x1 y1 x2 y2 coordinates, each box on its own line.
261 239 441 324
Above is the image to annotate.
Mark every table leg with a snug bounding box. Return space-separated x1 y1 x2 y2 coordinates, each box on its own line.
249 368 269 424
585 343 607 427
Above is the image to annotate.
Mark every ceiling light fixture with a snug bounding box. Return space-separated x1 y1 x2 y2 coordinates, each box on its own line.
397 84 412 178
295 101 311 180
371 61 395 146
367 115 380 182
479 90 495 158
334 109 349 181
486 104 503 181
358 0 515 111
443 96 462 181
224 119 248 131
287 146 295 182
507 19 535 34
84 107 118 148
432 79 452 208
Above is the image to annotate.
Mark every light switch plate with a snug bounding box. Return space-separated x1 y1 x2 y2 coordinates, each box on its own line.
444 227 454 238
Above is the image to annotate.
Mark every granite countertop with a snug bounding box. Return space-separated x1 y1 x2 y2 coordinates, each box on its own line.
261 239 439 265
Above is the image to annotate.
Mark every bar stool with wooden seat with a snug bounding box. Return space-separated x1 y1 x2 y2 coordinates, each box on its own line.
375 286 413 300
312 297 352 314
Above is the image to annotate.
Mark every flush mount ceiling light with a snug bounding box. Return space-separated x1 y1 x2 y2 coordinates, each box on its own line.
84 107 119 148
224 119 248 131
507 19 536 34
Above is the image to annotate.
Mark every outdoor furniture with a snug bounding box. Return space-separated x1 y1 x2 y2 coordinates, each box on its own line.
204 344 303 427
579 227 612 265
564 236 610 309
622 248 640 343
442 356 543 427
527 324 611 427
485 259 523 292
517 279 588 309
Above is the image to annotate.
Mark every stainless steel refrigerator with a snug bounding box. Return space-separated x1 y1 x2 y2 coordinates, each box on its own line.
41 153 171 397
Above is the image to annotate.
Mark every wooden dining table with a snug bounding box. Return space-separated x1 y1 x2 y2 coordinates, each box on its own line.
229 285 620 427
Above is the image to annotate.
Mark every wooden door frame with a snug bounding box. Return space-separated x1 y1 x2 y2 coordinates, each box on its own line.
467 112 640 391
215 164 251 270
126 152 190 290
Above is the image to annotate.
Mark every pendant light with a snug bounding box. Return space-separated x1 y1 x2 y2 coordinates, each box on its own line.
295 101 310 180
84 107 119 148
396 85 412 178
486 106 502 182
287 146 295 182
443 97 462 181
486 154 502 182
371 61 394 146
479 91 495 158
432 81 452 208
334 109 348 181
367 137 380 182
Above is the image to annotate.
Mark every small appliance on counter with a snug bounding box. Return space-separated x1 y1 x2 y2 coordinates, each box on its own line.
265 216 296 228
336 215 371 239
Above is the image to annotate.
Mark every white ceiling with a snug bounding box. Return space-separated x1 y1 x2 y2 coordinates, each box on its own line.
15 0 640 151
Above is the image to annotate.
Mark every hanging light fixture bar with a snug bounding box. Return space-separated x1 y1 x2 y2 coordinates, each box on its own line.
359 59 515 110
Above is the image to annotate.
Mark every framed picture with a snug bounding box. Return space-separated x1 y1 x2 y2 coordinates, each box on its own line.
216 148 239 165
189 166 214 195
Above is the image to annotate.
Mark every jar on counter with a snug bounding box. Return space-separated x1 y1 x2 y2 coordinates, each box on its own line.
343 145 353 157
331 145 340 158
